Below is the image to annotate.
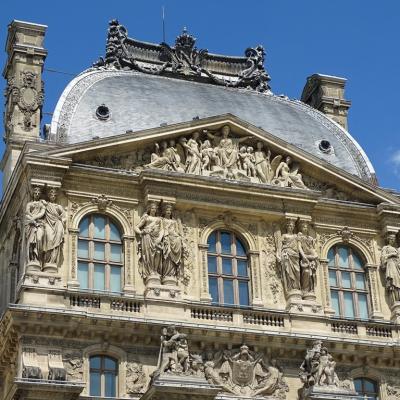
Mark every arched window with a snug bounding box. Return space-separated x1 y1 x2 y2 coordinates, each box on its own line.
328 245 369 319
354 378 379 400
89 355 118 397
207 230 250 306
77 214 123 292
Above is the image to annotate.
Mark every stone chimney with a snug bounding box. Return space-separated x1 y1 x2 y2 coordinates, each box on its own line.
301 74 351 130
1 20 47 190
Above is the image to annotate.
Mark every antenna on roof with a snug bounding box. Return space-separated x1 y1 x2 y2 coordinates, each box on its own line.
162 6 166 43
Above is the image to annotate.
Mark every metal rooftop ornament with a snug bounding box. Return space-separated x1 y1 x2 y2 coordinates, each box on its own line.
93 20 272 93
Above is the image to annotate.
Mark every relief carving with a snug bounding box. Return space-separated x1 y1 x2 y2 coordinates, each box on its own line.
126 360 147 395
79 126 310 191
22 348 42 379
25 186 66 273
63 352 83 381
204 345 288 398
48 350 67 381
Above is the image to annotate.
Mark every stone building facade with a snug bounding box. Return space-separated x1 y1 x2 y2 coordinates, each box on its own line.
1 19 400 400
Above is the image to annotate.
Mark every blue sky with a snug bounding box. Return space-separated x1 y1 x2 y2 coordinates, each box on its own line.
1 0 400 193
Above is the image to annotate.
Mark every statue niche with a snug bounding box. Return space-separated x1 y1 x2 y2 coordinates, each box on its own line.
134 202 183 287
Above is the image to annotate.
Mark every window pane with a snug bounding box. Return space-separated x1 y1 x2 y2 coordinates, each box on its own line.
93 215 106 239
328 247 335 266
208 256 217 273
94 264 105 290
105 372 116 397
89 371 101 396
220 232 231 254
236 238 246 256
110 244 122 262
109 222 120 241
105 357 117 370
90 356 101 369
209 277 219 303
239 281 249 306
79 217 89 237
222 258 233 275
110 266 122 292
78 240 89 258
343 292 355 318
341 271 352 288
237 260 248 277
331 290 340 316
78 262 89 289
207 232 216 253
329 270 337 286
353 253 363 270
355 273 366 290
358 293 369 319
354 378 362 393
338 246 349 267
223 279 234 304
364 379 377 393
94 242 105 260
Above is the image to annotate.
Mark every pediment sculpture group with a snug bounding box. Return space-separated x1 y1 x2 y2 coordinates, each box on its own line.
134 202 183 284
25 186 65 272
142 125 308 189
150 325 349 398
276 219 319 300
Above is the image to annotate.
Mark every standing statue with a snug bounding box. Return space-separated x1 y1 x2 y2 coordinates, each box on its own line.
25 186 46 269
134 202 164 280
42 188 66 271
381 233 400 304
254 142 272 183
274 156 308 189
154 325 188 377
182 131 202 175
298 221 319 295
276 219 301 294
161 203 184 281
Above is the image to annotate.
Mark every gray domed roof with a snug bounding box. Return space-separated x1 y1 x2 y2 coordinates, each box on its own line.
50 69 375 182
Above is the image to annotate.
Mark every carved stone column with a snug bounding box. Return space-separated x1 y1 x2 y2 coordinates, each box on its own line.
67 228 79 288
365 263 384 319
122 235 135 295
199 244 212 302
320 259 336 316
248 250 263 306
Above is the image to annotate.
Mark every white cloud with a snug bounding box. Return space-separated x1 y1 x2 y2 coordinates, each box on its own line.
391 150 400 176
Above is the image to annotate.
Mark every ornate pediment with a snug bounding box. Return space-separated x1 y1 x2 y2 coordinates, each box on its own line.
76 124 315 191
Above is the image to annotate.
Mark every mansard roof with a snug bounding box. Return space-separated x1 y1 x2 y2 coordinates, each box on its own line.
49 20 375 184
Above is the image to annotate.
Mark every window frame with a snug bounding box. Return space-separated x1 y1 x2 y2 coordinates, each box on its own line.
207 230 250 306
77 214 123 293
328 245 370 319
354 377 379 400
89 354 118 398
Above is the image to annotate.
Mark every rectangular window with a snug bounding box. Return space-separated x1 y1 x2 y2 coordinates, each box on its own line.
341 271 352 288
109 222 120 241
223 279 234 304
78 240 89 258
78 262 89 289
338 247 349 267
238 280 249 306
331 290 340 316
94 242 105 261
104 372 116 397
237 260 248 277
208 232 217 253
329 270 337 286
90 371 101 396
222 258 233 275
220 232 231 254
93 216 106 239
94 264 105 291
79 218 89 237
110 266 122 293
208 256 217 273
209 277 219 303
110 244 122 262
358 293 369 319
343 292 355 318
355 273 366 290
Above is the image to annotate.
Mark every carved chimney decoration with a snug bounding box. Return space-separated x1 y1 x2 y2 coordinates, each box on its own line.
301 74 351 130
93 20 272 93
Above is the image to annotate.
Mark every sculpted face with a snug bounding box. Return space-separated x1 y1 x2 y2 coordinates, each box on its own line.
169 139 175 147
286 156 292 164
286 220 295 233
193 131 199 140
48 189 57 202
247 146 253 154
388 234 397 246
301 222 309 235
164 205 173 218
256 141 263 150
32 187 41 200
161 141 168 149
222 125 230 138
149 203 158 216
